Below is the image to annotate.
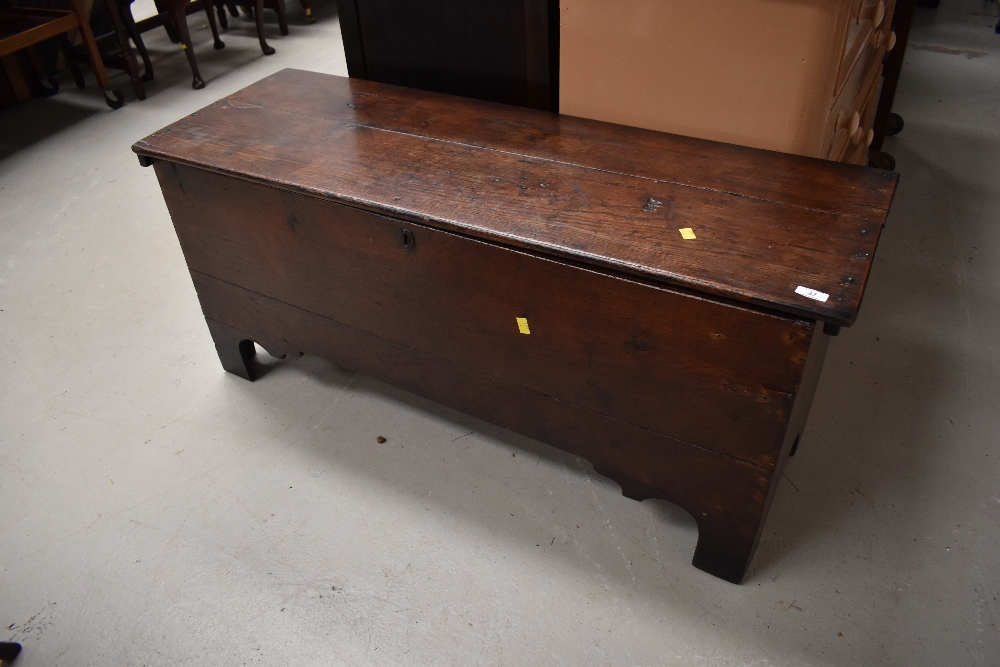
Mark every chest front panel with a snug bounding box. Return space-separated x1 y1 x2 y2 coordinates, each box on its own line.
157 162 814 469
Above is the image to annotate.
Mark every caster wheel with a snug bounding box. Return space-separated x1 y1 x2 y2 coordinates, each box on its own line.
104 89 125 109
192 76 206 89
885 112 904 136
39 77 60 98
868 151 896 171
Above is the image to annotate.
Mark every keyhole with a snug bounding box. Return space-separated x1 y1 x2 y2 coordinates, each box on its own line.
398 228 415 251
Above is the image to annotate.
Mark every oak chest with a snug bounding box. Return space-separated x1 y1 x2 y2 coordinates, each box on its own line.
134 69 897 583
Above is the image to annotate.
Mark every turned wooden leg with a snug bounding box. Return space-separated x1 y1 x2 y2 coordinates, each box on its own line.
203 0 226 50
206 319 257 381
168 0 206 89
254 0 275 55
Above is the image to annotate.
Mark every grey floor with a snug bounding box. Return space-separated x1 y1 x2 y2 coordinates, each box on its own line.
2 1 998 665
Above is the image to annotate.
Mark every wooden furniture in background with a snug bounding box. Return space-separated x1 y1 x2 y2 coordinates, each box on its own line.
335 0 559 111
109 0 285 91
560 0 898 165
134 70 897 583
76 0 147 100
0 0 123 107
0 40 59 105
210 0 288 54
869 0 916 170
123 0 223 89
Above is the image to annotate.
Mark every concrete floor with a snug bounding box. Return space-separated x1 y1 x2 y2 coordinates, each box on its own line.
1 1 998 665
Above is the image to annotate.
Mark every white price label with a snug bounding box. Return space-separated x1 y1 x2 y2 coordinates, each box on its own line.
795 286 829 302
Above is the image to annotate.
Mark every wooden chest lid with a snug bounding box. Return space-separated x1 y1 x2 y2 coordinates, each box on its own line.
133 69 897 326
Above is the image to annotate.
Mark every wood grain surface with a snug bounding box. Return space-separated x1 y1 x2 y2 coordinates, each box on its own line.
158 163 818 469
192 269 777 582
133 69 897 326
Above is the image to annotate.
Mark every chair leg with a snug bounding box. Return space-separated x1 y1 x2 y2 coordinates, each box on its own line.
104 0 147 99
26 45 59 97
253 0 275 55
59 36 86 88
216 0 229 30
69 0 110 90
274 0 288 36
68 0 125 107
299 0 313 23
168 0 206 88
203 0 226 49
122 0 154 81
155 0 181 42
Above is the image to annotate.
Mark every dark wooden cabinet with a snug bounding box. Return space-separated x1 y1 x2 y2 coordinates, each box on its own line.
335 0 558 111
135 70 897 583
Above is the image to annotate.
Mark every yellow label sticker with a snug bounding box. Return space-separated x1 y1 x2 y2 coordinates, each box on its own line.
516 317 530 334
181 43 188 50
679 227 697 240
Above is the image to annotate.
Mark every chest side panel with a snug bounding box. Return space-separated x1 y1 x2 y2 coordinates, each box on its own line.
157 162 814 469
